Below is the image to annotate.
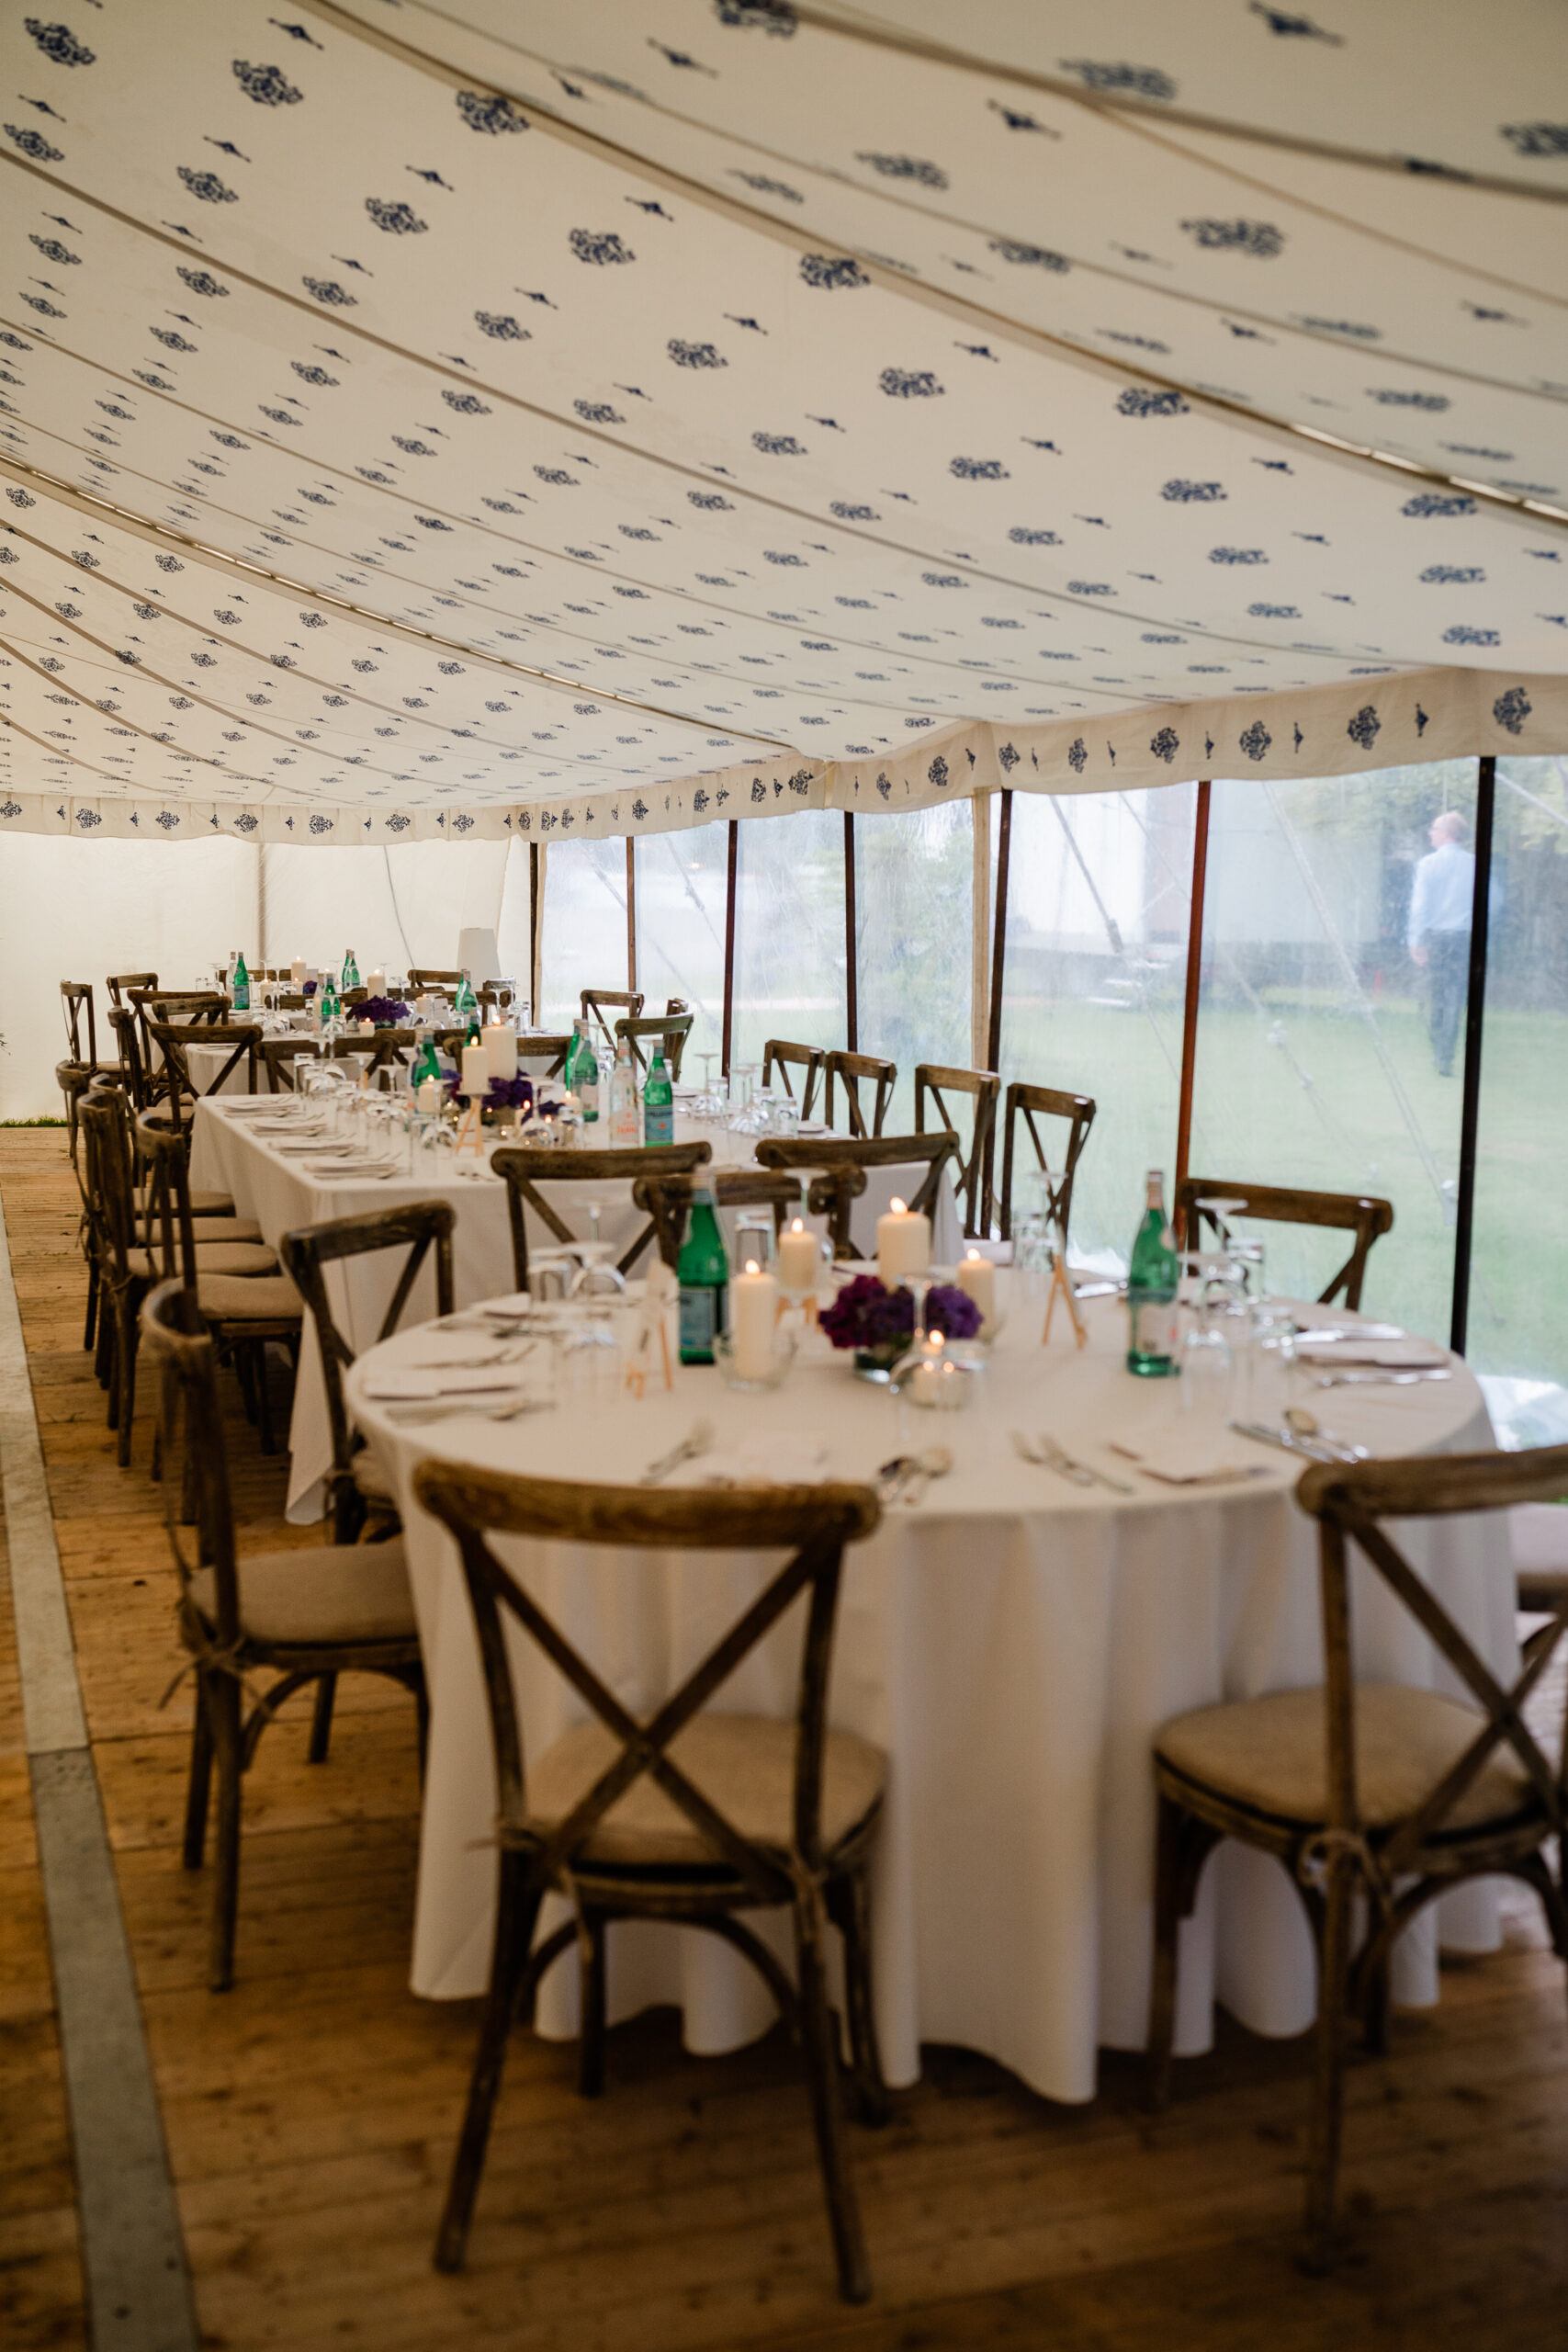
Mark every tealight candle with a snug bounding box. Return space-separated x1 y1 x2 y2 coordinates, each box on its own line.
876 1196 931 1284
778 1216 818 1297
956 1248 996 1332
416 1077 441 1119
482 1021 518 1080
731 1260 779 1382
460 1044 491 1101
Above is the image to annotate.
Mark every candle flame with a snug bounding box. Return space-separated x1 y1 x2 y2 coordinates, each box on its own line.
889 1196 907 1215
745 1259 760 1274
790 1217 805 1233
964 1247 981 1261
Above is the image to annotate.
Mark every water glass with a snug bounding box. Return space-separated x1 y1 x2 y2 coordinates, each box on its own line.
1246 1305 1299 1422
732 1209 776 1270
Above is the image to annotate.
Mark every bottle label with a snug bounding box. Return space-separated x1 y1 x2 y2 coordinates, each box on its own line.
645 1102 674 1147
679 1283 721 1361
232 982 249 1012
1129 1294 1176 1361
579 1074 599 1119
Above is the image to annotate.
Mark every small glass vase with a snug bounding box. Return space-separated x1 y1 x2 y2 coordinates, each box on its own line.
852 1341 907 1384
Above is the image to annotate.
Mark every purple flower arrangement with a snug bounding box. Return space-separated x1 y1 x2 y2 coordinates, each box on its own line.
818 1272 981 1352
356 994 410 1028
485 1073 535 1113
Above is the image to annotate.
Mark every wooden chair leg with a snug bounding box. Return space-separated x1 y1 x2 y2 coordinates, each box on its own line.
182 1677 214 1870
208 1672 243 1993
1302 1857 1355 2271
794 1890 871 2304
829 1865 889 2125
84 1257 98 1351
232 1340 258 1426
434 1862 541 2273
307 1672 337 1764
115 1306 136 1467
578 1909 608 2100
254 1341 279 1455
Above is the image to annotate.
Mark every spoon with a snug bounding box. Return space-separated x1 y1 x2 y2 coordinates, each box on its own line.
1284 1407 1368 1463
900 1444 953 1506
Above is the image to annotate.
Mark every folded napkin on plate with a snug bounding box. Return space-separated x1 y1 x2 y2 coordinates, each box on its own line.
1294 1337 1446 1369
360 1366 525 1401
1111 1437 1268 1487
682 1434 830 1488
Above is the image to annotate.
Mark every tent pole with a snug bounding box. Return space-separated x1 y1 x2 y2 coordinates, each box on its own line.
1173 781 1212 1236
1450 754 1495 1357
971 789 992 1070
980 788 1012 1227
844 812 859 1052
528 842 542 1024
721 819 738 1079
626 836 637 993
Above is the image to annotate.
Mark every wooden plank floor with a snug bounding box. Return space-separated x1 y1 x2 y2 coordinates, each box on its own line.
2 1126 1565 2351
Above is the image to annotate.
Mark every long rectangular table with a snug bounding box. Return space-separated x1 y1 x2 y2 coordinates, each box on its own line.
190 1099 963 1520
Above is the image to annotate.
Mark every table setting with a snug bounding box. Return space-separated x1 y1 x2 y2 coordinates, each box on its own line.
343 1237 1515 2106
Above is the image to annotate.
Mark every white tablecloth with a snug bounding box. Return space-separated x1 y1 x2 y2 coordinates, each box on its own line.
190 1099 963 1519
345 1286 1513 2103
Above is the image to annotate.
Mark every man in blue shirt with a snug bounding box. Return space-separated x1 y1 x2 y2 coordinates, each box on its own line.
1407 809 1476 1076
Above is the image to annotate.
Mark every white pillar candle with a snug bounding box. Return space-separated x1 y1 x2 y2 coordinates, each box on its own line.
416 1077 441 1119
956 1248 996 1331
483 1022 518 1080
290 956 306 985
731 1261 778 1381
366 967 387 998
777 1217 818 1296
876 1196 931 1284
461 1044 491 1100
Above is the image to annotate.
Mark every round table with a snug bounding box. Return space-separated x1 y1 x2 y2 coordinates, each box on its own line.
346 1283 1514 2103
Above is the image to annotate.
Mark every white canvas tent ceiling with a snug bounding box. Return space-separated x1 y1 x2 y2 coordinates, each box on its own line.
0 0 1564 845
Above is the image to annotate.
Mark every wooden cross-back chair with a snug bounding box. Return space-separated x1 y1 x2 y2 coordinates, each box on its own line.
259 1036 325 1093
581 987 643 1050
127 988 227 1098
1147 1441 1568 2268
140 1277 424 1992
106 968 157 1009
755 1132 959 1261
134 1111 301 1456
630 1168 805 1268
60 981 116 1078
998 1082 1098 1247
822 1050 897 1140
413 1459 887 2299
107 1002 156 1110
491 1141 711 1292
614 1011 694 1082
281 1202 455 1547
408 967 466 991
914 1065 999 1240
148 1021 262 1133
1175 1177 1393 1312
761 1039 825 1122
57 1058 105 1352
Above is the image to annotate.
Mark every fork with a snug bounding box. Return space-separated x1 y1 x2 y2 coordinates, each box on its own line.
640 1418 716 1487
1010 1430 1091 1487
1037 1432 1135 1495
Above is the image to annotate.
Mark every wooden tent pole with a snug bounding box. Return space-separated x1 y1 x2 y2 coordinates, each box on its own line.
528 841 542 1024
1174 781 1212 1233
1450 754 1495 1356
980 787 1012 1227
844 812 859 1052
626 836 637 993
721 819 738 1078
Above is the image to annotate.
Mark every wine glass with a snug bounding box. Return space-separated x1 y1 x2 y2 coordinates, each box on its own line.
692 1051 721 1118
570 1199 627 1297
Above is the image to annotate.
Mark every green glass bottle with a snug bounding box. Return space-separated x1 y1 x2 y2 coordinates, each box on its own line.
231 950 250 1012
341 946 360 992
454 973 477 1016
1126 1168 1179 1376
411 1033 443 1091
677 1185 728 1364
643 1047 673 1147
318 974 341 1026
565 1020 600 1123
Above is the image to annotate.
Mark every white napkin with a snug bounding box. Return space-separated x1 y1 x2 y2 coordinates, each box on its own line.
1111 1438 1268 1487
1294 1337 1446 1369
683 1434 829 1487
359 1366 528 1401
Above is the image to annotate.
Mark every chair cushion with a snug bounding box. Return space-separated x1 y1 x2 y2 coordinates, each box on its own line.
132 1241 279 1280
1156 1683 1535 1834
139 1216 264 1244
525 1713 886 1867
189 1537 414 1645
196 1270 303 1320
352 1449 397 1505
135 1186 235 1216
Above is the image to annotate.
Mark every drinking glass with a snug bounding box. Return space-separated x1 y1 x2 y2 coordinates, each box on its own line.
732 1209 776 1271
692 1052 721 1117
556 1302 625 1398
569 1200 626 1297
727 1063 759 1133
